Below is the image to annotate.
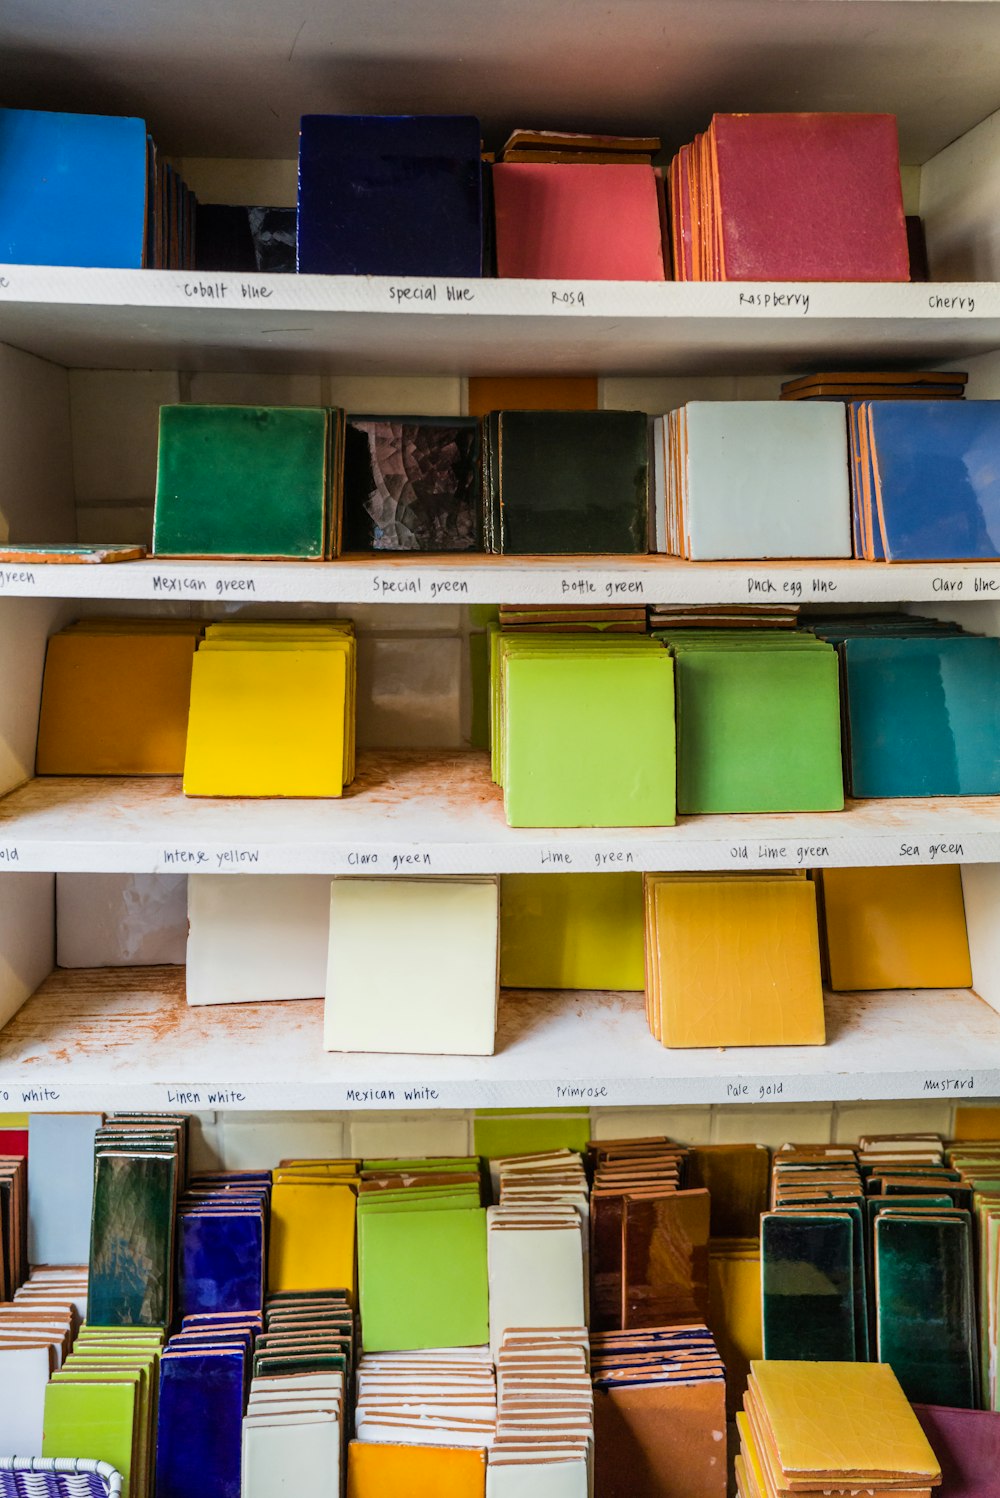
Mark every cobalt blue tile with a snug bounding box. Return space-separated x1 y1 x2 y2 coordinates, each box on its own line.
296 114 482 276
868 401 1000 560
0 107 148 268
156 1349 245 1498
177 1209 265 1317
842 634 1000 797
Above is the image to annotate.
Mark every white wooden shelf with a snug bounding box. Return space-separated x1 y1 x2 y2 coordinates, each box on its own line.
4 554 1000 607
0 753 996 873
0 271 996 374
0 967 993 1111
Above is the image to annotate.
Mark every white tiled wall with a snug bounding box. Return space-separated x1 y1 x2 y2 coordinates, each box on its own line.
182 1099 995 1172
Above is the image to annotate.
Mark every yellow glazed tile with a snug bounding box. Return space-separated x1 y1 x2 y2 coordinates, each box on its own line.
347 1441 486 1498
820 866 972 990
183 648 346 796
268 1181 356 1297
649 875 825 1048
751 1360 940 1483
499 872 644 990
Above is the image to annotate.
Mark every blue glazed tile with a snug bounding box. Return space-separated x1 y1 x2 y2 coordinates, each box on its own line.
0 108 147 268
867 401 1000 561
176 1209 265 1317
155 1349 245 1498
296 114 482 276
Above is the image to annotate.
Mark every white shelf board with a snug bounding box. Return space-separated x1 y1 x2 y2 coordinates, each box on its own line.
0 271 997 374
5 554 1000 606
0 967 993 1111
4 0 998 161
0 753 996 873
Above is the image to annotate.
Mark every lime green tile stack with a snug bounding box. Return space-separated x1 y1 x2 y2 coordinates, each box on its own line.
490 630 676 827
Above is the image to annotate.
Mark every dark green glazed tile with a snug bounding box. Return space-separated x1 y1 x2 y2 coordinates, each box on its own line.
761 1212 856 1362
154 404 329 558
874 1212 977 1408
486 409 648 554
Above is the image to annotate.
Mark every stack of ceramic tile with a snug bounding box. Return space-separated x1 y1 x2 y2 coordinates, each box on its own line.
268 1159 359 1299
762 1144 867 1363
782 369 967 402
490 630 675 827
183 620 356 798
36 618 203 775
488 1152 589 1355
0 1151 27 1301
154 404 346 560
737 1360 941 1498
861 1134 978 1407
812 614 1000 798
488 1328 593 1497
668 113 909 282
498 872 645 992
689 1145 768 1412
482 410 649 554
591 1326 726 1498
357 1159 488 1354
816 865 973 991
0 105 196 271
587 1138 709 1332
652 628 844 812
352 1346 495 1473
88 1113 187 1329
176 1171 271 1320
156 1313 259 1498
659 402 852 559
343 413 481 551
647 604 799 630
44 1325 164 1498
325 876 500 1055
849 399 1000 560
947 1140 1000 1408
0 1270 85 1456
913 1404 1000 1497
497 604 647 634
643 873 827 1048
296 114 483 277
492 129 666 281
243 1289 355 1498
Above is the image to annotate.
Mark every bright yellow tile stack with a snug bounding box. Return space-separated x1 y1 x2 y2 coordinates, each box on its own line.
183 620 356 797
267 1159 360 1299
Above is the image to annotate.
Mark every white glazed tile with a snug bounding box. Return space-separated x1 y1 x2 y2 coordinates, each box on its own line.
711 1104 834 1147
682 401 851 559
186 874 331 1004
220 1115 347 1169
589 1107 713 1144
347 1113 473 1158
326 877 498 1055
